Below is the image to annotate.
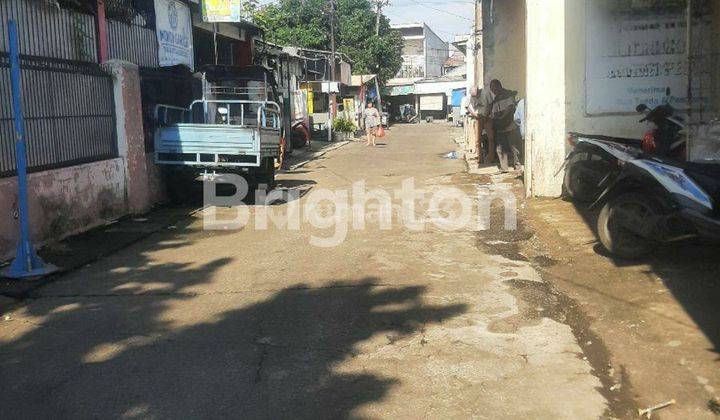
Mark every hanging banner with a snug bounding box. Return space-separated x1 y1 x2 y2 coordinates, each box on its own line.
155 0 194 70
202 0 243 22
420 95 444 111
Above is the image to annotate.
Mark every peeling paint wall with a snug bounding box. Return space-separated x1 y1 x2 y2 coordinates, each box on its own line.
1 60 167 261
0 158 126 260
526 0 567 198
145 152 167 204
481 0 526 96
106 60 153 214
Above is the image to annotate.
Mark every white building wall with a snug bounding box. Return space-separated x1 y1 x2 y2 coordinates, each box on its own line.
564 0 644 140
525 0 685 197
525 0 567 197
423 24 449 77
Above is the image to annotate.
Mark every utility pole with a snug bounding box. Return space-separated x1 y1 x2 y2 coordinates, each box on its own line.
474 0 483 88
373 0 389 36
330 0 336 81
328 0 336 142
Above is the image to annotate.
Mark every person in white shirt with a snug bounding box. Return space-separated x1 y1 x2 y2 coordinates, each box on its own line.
363 102 381 147
465 86 496 163
514 98 525 139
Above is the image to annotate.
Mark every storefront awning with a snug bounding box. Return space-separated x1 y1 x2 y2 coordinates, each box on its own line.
349 74 377 87
384 84 415 96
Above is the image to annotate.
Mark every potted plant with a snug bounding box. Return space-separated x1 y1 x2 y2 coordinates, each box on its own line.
332 118 357 141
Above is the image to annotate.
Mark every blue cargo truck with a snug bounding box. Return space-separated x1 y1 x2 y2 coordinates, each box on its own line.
154 66 282 192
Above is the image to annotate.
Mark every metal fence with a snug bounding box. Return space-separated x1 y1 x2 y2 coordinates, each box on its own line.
108 15 159 68
0 53 117 176
0 0 97 62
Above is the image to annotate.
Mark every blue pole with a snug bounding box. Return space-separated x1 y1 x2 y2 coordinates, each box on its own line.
3 20 56 279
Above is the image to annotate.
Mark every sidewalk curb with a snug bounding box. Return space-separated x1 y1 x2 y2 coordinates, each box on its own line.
287 141 351 171
0 205 203 301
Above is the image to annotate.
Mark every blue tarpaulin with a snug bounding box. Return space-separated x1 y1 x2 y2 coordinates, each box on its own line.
451 88 466 107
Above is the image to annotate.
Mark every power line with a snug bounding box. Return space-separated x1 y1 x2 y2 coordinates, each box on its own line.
401 0 473 21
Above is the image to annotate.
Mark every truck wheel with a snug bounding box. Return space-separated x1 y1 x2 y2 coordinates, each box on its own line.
597 192 661 259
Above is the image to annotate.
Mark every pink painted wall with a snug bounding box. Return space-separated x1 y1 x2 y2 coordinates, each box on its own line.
1 61 168 261
0 158 127 260
106 60 153 214
145 152 167 204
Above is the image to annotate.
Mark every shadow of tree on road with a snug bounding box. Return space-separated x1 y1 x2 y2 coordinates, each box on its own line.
0 218 466 418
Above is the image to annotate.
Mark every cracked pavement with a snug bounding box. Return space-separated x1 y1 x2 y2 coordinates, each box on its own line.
1 125 612 419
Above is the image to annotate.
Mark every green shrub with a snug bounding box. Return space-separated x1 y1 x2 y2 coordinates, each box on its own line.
332 118 357 133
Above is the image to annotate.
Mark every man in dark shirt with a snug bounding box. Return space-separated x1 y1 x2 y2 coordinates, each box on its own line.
487 80 522 172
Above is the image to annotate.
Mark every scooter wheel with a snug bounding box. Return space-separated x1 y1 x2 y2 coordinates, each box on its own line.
563 156 612 204
597 192 661 259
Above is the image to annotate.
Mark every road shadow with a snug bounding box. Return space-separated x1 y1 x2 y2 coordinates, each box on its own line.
570 201 720 357
168 178 316 207
0 219 466 418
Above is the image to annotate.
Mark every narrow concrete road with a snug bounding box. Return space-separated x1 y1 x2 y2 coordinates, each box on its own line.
1 125 609 418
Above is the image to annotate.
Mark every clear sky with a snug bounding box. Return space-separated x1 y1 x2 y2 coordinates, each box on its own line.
383 0 475 42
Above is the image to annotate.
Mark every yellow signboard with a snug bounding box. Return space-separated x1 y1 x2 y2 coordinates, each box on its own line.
302 84 314 114
343 98 355 121
202 0 242 22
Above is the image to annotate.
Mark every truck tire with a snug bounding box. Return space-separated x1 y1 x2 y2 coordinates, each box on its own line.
597 192 661 259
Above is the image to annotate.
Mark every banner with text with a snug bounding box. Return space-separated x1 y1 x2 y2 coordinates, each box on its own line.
202 0 243 22
155 0 194 70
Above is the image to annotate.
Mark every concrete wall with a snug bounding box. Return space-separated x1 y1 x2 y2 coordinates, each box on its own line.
402 38 424 56
484 0 702 197
398 54 425 78
564 0 642 139
397 36 425 78
481 0 526 96
424 25 448 78
106 60 155 214
0 60 166 260
0 159 126 260
525 0 567 198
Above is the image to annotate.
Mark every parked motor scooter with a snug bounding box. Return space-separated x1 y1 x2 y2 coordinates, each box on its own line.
398 104 419 124
563 114 720 259
592 147 720 259
635 102 687 160
563 99 686 204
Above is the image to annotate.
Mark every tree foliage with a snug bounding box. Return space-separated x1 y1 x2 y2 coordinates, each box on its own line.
253 0 403 83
